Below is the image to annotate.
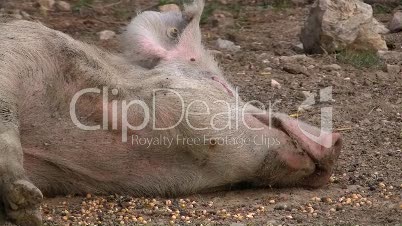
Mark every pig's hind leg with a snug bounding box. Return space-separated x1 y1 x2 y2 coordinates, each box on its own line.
0 101 43 226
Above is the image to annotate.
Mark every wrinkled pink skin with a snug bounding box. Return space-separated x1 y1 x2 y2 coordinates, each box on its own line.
0 1 341 225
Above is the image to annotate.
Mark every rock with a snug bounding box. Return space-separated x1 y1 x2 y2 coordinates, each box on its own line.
20 11 32 20
299 91 315 112
208 50 223 56
322 64 342 71
301 91 314 98
158 4 180 12
230 224 245 226
99 30 116 41
372 19 389 35
301 0 388 54
216 38 241 52
388 10 402 33
279 54 315 65
38 0 55 10
271 79 282 89
283 63 311 76
212 10 235 28
55 1 71 12
292 43 304 53
274 204 288 210
273 41 298 56
377 50 402 61
386 64 401 74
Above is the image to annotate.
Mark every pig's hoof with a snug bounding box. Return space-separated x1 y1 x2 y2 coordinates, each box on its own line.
3 180 43 226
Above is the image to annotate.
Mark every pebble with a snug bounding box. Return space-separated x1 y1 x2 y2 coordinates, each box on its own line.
99 30 116 40
379 182 386 188
283 63 310 76
55 1 71 12
216 38 241 52
269 199 276 204
39 0 55 10
322 64 341 71
311 197 321 202
274 204 287 210
386 64 401 74
322 197 333 203
271 79 281 89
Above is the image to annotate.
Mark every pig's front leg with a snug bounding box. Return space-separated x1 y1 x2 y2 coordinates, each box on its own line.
0 115 43 225
0 206 17 226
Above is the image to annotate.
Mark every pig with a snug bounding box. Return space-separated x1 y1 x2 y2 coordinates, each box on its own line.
0 0 342 225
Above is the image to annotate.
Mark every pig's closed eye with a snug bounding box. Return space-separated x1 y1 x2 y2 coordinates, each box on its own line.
167 27 179 39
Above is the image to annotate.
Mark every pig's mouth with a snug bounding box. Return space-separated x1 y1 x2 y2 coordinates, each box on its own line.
211 76 234 97
253 113 342 188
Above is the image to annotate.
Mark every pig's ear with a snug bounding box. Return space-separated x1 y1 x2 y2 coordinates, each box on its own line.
166 0 204 60
183 0 205 21
123 11 169 60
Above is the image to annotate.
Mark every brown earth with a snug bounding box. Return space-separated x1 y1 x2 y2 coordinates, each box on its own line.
1 0 402 225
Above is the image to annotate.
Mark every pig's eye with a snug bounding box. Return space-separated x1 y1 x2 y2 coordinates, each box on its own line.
167 27 179 39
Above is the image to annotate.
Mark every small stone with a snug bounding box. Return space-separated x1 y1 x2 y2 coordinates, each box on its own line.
311 197 321 202
386 64 400 74
379 182 386 188
56 1 71 11
39 0 55 10
20 11 32 20
330 208 336 212
293 43 304 52
269 199 276 204
99 30 116 41
283 63 309 75
230 223 245 226
274 204 287 210
302 91 314 99
158 4 180 12
271 79 281 89
322 64 341 71
216 38 241 52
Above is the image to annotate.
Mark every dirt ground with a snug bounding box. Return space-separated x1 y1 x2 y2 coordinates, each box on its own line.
1 0 402 225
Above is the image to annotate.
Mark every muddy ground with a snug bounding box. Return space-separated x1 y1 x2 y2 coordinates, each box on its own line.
1 0 402 225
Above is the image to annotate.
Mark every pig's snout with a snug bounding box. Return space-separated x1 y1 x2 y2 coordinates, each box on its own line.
299 132 342 188
253 113 342 188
